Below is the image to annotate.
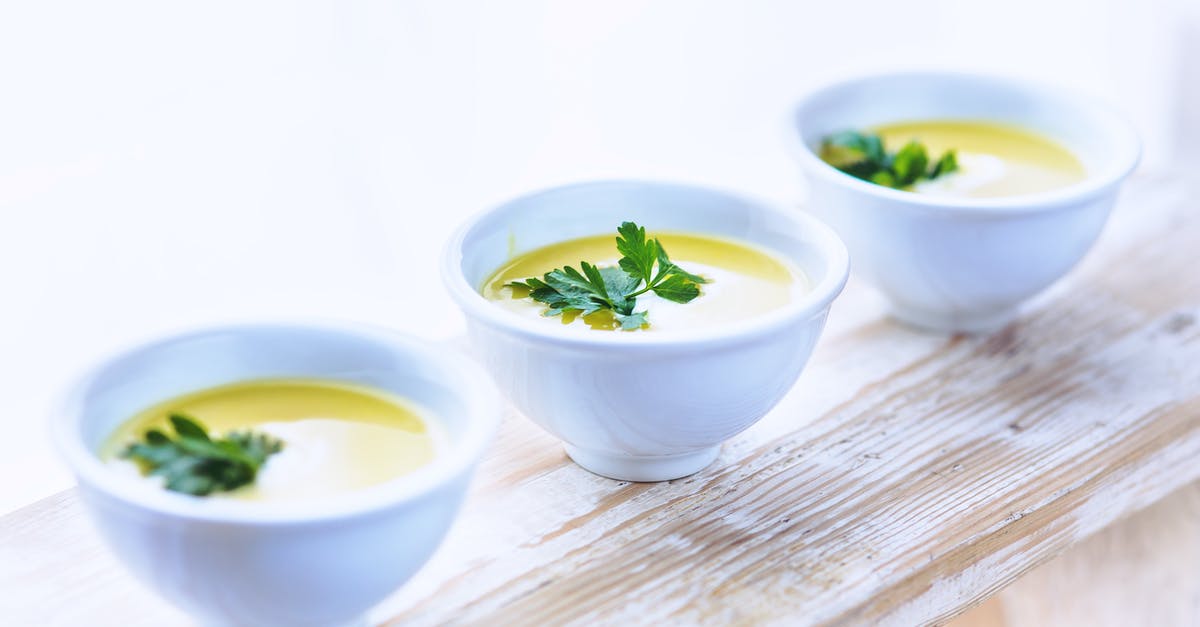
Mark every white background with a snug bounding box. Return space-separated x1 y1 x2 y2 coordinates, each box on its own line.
2 0 1198 515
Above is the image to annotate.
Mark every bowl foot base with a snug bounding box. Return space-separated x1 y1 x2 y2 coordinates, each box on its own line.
888 302 1018 334
564 444 721 482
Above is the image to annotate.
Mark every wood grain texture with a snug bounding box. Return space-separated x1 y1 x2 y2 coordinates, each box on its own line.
2 172 1198 626
951 481 1200 627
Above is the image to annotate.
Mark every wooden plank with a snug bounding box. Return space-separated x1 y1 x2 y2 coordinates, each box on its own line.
2 172 1197 626
0 489 188 625
951 481 1200 627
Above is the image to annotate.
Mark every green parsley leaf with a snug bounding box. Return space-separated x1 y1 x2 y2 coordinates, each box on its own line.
931 149 959 178
870 170 897 187
819 131 885 169
121 413 284 497
616 311 649 330
505 221 708 331
616 221 658 284
892 140 929 186
599 265 639 315
652 245 706 286
170 414 210 441
650 273 702 303
819 130 961 190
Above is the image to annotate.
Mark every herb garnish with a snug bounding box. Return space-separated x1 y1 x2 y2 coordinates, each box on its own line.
121 414 284 496
505 221 708 330
819 130 959 190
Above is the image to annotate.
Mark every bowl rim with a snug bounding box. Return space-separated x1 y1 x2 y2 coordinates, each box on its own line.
440 179 850 351
788 70 1142 216
51 321 501 525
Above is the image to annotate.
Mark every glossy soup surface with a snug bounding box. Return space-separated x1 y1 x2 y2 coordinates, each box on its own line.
102 379 439 502
874 120 1086 198
481 231 807 332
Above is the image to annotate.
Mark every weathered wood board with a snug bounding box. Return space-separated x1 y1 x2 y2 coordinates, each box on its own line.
952 481 1200 627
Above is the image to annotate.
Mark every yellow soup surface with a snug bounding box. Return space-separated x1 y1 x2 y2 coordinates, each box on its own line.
481 232 806 332
873 120 1086 198
101 379 439 502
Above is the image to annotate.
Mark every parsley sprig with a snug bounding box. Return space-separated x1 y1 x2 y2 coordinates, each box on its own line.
121 414 284 496
505 221 708 330
819 130 958 190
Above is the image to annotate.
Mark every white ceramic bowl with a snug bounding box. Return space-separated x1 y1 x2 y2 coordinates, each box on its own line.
790 72 1140 333
442 180 849 482
52 323 500 627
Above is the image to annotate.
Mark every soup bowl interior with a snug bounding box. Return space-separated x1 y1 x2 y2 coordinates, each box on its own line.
453 180 846 318
790 72 1140 333
793 71 1138 191
53 323 500 627
443 180 849 481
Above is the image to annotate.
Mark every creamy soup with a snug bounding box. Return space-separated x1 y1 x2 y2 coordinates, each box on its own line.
481 232 806 332
873 120 1085 198
102 379 439 502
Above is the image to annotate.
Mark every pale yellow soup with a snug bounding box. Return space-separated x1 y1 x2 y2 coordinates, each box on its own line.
874 120 1086 198
481 232 807 332
102 379 439 502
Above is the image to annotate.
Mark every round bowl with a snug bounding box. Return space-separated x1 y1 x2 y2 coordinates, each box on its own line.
790 71 1140 333
52 323 500 627
441 180 849 482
